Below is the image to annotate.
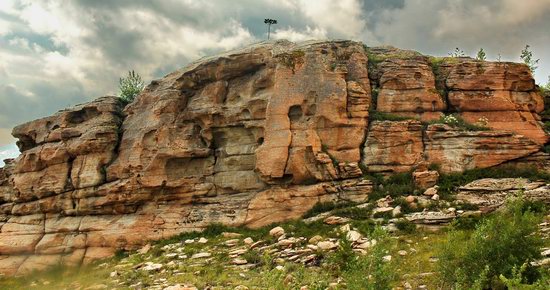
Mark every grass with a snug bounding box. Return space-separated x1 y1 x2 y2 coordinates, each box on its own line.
302 201 358 218
438 197 546 288
369 110 416 122
426 113 489 131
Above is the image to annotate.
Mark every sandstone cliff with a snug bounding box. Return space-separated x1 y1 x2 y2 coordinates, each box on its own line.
0 40 547 274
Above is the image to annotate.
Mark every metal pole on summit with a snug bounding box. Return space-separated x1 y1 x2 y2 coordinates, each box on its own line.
264 18 277 40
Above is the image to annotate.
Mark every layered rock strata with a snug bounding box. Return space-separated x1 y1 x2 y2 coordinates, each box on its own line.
0 40 547 274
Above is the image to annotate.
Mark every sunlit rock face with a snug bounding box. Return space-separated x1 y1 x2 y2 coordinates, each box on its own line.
0 40 546 274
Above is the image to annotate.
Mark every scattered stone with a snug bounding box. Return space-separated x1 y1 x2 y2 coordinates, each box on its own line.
398 250 408 256
249 240 264 249
373 207 393 216
138 244 151 254
225 239 240 247
317 241 338 250
142 262 163 271
277 238 296 247
405 195 416 203
184 239 195 244
232 258 248 265
198 237 208 244
413 170 439 190
324 216 350 225
243 237 254 245
308 235 323 244
376 196 393 208
109 271 118 278
234 286 249 290
275 265 284 271
222 232 243 239
191 252 211 259
269 226 285 237
431 194 440 201
423 186 438 196
346 231 362 242
339 224 351 232
403 281 412 289
163 285 198 290
392 206 402 217
383 255 392 262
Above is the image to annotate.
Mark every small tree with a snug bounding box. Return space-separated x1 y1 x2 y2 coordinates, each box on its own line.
264 18 277 40
119 70 145 104
449 47 466 57
476 48 486 61
520 45 539 73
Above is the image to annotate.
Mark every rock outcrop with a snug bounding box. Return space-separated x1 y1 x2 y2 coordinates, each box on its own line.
0 40 547 274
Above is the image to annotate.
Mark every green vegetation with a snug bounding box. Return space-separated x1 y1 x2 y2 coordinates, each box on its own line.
369 110 415 122
520 44 539 73
277 50 305 72
341 228 396 290
428 113 489 131
476 48 486 61
448 47 466 57
302 201 357 218
118 70 145 104
367 171 416 201
438 197 545 289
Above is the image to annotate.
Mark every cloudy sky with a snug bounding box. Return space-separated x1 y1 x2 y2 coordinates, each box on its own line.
1 0 550 164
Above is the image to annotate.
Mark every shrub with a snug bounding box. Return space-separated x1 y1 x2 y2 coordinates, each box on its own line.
449 47 466 57
119 70 145 104
476 48 486 61
437 196 544 289
520 45 539 73
302 201 357 218
394 219 416 233
342 227 396 290
368 171 416 201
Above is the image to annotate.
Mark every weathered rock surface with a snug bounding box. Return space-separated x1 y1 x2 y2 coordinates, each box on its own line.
0 40 547 274
456 178 550 212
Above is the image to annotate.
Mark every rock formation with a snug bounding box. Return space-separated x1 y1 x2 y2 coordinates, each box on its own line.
0 40 547 274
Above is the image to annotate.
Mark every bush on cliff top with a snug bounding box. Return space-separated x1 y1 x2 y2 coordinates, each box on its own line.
119 70 145 104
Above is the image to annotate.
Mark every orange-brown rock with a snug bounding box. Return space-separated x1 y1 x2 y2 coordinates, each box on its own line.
362 120 424 173
445 61 535 91
413 170 439 190
0 40 547 275
374 56 446 115
460 111 548 145
424 124 540 172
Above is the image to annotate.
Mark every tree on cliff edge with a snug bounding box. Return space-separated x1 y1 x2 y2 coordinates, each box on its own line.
119 70 145 104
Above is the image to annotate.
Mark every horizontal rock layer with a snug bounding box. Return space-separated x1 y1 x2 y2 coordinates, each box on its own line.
0 40 547 274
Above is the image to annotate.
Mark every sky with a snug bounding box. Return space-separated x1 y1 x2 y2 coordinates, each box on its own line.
1 0 550 165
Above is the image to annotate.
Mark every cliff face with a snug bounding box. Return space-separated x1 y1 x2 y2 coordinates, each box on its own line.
0 40 547 274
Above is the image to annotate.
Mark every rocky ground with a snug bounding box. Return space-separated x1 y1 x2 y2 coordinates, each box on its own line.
1 177 550 290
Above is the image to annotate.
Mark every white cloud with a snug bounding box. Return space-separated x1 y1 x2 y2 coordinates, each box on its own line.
298 0 366 39
272 26 327 42
0 143 19 166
